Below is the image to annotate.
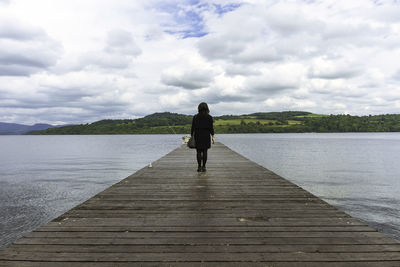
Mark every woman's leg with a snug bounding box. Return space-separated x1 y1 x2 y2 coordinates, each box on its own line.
202 149 208 167
196 149 202 170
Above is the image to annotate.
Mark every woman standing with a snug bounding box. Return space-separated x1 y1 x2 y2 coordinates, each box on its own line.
191 102 215 172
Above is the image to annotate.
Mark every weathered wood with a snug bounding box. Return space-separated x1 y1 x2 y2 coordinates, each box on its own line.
23 231 387 239
0 142 399 266
1 262 399 267
13 237 397 245
2 251 400 262
44 217 367 226
35 225 376 232
60 210 350 218
7 244 400 253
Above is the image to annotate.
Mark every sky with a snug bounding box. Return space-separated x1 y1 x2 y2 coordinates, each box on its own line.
1 0 400 125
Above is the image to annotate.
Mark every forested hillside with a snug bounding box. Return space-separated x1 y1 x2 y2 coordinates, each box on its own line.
27 112 400 135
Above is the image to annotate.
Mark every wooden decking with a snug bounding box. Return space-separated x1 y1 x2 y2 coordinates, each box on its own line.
1 142 400 266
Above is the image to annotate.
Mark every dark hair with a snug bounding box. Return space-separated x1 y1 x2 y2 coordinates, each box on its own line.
198 102 209 115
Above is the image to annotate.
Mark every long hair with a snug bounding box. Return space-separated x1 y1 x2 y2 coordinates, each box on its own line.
198 102 209 115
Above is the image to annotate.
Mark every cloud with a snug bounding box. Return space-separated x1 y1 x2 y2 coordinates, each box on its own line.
105 29 142 56
198 1 399 65
0 65 43 77
197 3 319 64
392 69 400 81
244 63 304 94
155 1 241 39
199 89 250 104
80 53 132 70
224 64 261 76
0 17 62 76
308 57 361 80
77 29 141 70
246 78 296 94
0 70 140 124
1 0 400 124
264 96 317 110
0 17 44 40
261 3 325 36
159 91 192 109
233 45 282 64
198 37 282 65
197 35 244 61
161 68 215 90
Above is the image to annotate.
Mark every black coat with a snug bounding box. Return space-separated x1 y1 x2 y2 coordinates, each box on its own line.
191 114 214 149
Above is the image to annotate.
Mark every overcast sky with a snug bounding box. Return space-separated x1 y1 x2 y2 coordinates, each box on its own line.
1 0 400 124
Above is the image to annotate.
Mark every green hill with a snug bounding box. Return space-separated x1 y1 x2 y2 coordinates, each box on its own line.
27 111 400 135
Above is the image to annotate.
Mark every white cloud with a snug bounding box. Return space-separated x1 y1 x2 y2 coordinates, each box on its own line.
244 63 305 94
264 96 317 110
224 64 261 76
71 29 142 71
161 68 215 90
392 69 400 81
105 29 142 57
0 16 62 76
1 0 400 124
159 91 191 108
308 57 361 80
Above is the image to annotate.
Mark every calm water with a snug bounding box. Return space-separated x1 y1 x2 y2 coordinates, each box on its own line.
220 133 400 242
0 135 182 249
0 133 400 249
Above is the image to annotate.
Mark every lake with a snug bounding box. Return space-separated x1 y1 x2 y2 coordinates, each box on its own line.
0 133 399 249
220 133 400 242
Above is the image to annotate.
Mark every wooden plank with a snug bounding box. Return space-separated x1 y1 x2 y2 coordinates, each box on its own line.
1 262 400 267
35 225 376 232
44 217 367 227
0 142 399 265
1 251 400 261
2 251 400 262
59 211 350 218
12 237 397 245
23 231 387 239
7 244 400 253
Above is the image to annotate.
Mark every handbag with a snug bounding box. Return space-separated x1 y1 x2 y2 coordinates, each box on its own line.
187 135 196 149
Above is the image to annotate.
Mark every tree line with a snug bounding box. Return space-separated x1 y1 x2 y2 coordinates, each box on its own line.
27 112 400 135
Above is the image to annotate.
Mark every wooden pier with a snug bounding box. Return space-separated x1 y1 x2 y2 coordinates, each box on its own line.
1 142 400 266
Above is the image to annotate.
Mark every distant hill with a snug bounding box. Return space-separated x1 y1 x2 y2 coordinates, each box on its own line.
27 112 193 135
26 111 400 135
0 122 56 135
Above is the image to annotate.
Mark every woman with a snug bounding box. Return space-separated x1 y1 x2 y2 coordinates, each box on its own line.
191 102 215 172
